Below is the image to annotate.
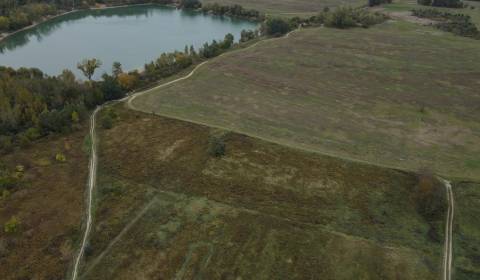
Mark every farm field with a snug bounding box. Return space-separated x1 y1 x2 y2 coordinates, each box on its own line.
131 21 480 181
0 128 89 280
76 104 447 279
202 0 365 16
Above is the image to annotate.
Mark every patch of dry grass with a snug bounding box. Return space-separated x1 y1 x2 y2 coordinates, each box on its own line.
0 128 89 280
79 104 445 279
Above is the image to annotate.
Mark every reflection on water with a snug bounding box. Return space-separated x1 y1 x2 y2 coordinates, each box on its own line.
0 7 155 53
0 4 257 77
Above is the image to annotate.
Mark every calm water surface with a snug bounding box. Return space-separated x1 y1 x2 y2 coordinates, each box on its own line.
0 5 257 78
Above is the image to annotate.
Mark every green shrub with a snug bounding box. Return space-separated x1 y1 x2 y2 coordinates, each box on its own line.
412 9 480 38
55 152 66 162
353 10 389 28
101 114 113 129
432 0 464 7
262 18 292 36
325 7 357 28
4 216 20 233
208 137 226 157
0 16 9 31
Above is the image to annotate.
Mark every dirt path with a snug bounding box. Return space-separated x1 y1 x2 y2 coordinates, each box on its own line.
71 106 101 280
71 95 130 280
443 180 454 280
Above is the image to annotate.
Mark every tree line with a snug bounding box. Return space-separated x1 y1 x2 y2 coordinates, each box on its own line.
258 6 388 37
0 0 183 33
201 3 265 21
0 29 260 153
0 2 56 32
412 8 480 39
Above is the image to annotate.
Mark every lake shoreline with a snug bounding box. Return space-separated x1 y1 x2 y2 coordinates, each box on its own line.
0 3 176 44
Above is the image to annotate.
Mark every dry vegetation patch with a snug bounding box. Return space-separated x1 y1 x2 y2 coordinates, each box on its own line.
0 128 89 280
79 104 447 279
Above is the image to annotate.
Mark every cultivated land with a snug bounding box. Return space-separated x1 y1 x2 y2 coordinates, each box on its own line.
131 21 480 181
203 0 365 16
0 128 89 279
77 104 446 279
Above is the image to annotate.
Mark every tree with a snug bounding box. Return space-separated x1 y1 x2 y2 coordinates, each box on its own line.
101 73 124 100
0 16 9 31
112 62 123 77
117 73 138 91
262 18 291 36
77 58 102 81
222 33 234 49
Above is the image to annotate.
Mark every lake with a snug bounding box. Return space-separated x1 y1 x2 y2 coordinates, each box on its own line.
0 5 257 79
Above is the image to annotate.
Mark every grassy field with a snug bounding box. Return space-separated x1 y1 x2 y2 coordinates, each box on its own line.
76 104 447 279
131 21 480 181
383 0 480 25
202 0 365 17
452 181 480 279
0 129 89 279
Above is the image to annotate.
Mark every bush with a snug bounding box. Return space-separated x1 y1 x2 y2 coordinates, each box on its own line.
325 7 357 28
4 216 20 233
240 29 259 42
368 0 392 6
208 136 226 157
412 9 480 38
262 18 292 36
0 16 10 31
432 0 464 7
101 114 113 129
55 152 66 162
415 170 446 220
353 10 389 28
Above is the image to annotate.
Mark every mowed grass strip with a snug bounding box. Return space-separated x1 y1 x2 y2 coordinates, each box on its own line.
132 21 480 180
82 104 445 279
